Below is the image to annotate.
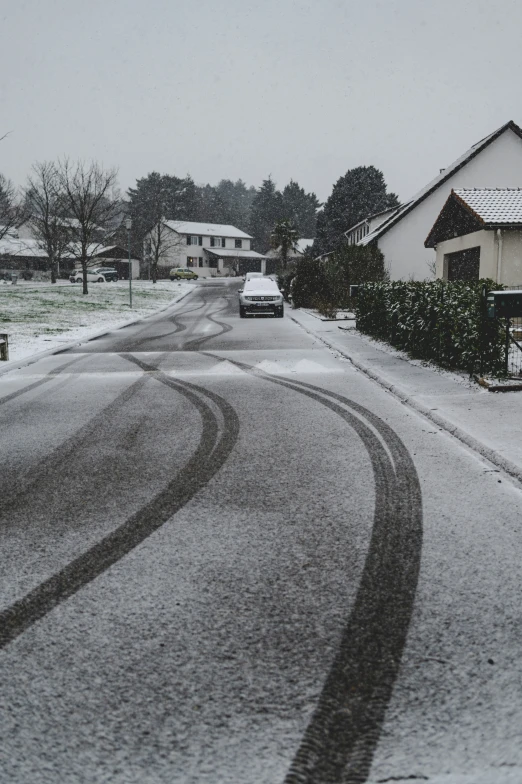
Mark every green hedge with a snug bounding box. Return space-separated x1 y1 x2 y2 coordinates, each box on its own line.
355 279 506 376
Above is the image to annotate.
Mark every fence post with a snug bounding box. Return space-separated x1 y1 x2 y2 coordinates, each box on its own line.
479 283 487 377
505 318 511 377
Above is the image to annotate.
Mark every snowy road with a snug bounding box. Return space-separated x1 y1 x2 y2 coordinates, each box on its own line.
1 280 521 783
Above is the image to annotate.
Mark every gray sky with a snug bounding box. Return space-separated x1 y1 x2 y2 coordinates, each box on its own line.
1 0 522 204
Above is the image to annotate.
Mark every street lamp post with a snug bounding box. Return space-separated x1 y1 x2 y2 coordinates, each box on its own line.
125 217 132 309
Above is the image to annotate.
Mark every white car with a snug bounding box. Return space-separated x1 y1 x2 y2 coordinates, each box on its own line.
239 277 284 318
242 271 265 282
70 268 107 283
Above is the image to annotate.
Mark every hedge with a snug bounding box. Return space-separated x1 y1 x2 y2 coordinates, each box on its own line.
354 279 506 376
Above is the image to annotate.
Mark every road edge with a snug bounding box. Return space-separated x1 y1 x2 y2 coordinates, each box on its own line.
0 286 196 378
290 315 522 486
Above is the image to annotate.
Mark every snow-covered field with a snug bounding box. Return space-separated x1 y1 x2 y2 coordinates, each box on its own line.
0 280 194 363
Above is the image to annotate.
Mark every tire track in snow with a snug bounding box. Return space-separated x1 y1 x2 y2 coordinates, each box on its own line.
0 354 240 650
204 353 423 784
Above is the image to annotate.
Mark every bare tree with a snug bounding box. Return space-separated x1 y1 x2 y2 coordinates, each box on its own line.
145 220 185 283
0 174 26 243
56 159 120 294
24 162 71 283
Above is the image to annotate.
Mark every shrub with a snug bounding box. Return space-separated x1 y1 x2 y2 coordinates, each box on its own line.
355 279 506 376
290 257 332 309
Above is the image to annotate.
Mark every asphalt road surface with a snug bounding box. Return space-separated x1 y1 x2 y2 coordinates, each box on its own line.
1 280 521 784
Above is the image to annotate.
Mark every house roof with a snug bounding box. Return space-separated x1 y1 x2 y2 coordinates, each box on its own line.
266 238 314 257
360 120 522 247
204 248 267 259
452 188 522 224
345 208 398 237
163 221 252 239
296 238 314 254
0 238 50 258
425 188 522 247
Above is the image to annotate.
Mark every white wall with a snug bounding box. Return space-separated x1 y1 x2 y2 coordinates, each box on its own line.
145 226 251 278
378 129 522 280
497 230 522 286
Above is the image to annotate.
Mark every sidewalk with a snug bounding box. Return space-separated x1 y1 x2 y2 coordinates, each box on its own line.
290 309 522 484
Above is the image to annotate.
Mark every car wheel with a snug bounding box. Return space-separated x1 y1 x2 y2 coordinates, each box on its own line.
239 306 246 318
97 277 104 283
193 275 198 280
76 278 82 283
172 275 180 280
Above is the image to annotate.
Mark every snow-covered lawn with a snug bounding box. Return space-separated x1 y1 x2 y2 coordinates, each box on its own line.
0 280 194 363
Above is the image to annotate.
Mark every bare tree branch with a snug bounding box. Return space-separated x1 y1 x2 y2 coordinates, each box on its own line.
56 159 120 294
24 162 72 283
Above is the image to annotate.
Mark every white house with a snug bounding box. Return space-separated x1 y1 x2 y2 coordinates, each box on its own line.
265 237 314 264
345 208 398 246
425 188 522 285
144 220 268 278
359 120 522 280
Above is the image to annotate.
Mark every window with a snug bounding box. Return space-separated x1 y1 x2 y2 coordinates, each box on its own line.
211 237 224 248
235 239 242 249
445 247 480 281
187 236 199 246
187 256 198 267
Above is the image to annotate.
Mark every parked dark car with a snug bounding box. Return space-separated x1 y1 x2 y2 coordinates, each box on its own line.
94 267 119 282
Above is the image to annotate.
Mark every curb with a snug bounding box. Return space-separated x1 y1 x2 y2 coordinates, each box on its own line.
0 286 195 378
290 315 522 486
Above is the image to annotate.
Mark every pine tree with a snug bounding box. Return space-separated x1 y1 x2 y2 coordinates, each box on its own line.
281 180 320 238
249 176 285 251
270 219 299 270
313 166 399 256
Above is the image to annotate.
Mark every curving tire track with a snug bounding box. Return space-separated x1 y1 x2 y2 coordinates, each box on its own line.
112 295 208 351
0 355 240 650
182 296 235 351
204 353 423 784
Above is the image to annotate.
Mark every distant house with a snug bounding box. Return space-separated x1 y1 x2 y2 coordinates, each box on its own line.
265 238 314 270
143 221 268 277
358 120 522 280
425 188 522 285
0 237 139 279
344 208 398 246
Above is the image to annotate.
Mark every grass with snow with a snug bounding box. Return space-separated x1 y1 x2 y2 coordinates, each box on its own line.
0 279 194 362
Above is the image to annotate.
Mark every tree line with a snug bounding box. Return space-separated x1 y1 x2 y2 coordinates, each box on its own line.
1 153 399 291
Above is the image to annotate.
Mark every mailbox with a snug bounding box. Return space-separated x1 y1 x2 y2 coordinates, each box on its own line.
487 290 522 319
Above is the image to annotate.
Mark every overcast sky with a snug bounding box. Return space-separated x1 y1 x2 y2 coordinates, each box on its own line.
1 0 522 205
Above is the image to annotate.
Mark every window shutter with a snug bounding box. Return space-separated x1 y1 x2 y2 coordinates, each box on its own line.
210 237 215 247
186 236 190 245
198 236 202 245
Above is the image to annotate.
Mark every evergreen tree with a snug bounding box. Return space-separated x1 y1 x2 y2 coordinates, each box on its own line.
127 172 199 257
270 218 299 270
214 179 256 232
195 183 227 224
249 176 285 251
281 180 320 238
313 166 399 256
